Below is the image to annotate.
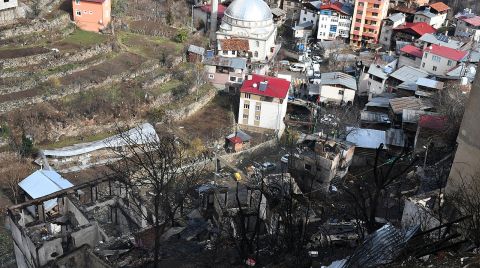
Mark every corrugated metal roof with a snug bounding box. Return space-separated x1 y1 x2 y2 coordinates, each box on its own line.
18 170 74 211
360 111 391 124
366 97 392 108
368 64 388 80
388 13 405 23
346 127 385 149
188 44 205 55
321 72 357 90
389 96 432 114
389 66 429 83
343 223 419 267
203 56 247 69
416 77 444 89
418 33 464 49
386 128 406 147
43 123 159 158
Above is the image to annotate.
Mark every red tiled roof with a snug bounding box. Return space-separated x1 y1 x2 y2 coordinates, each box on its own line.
220 39 249 51
240 74 290 99
429 2 450 13
199 3 226 17
419 115 447 130
395 22 436 36
400 44 423 58
424 44 468 61
460 16 480 27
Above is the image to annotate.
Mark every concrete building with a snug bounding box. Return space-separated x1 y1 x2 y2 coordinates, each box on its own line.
393 22 436 44
8 176 148 268
299 1 321 29
238 74 290 134
204 56 247 90
417 33 465 50
413 2 449 29
455 11 480 42
72 0 111 32
350 0 390 47
0 0 17 11
216 0 278 63
290 134 355 192
399 44 423 69
365 59 397 98
192 2 226 33
317 2 354 41
319 72 357 105
421 44 468 76
446 72 480 194
379 13 406 50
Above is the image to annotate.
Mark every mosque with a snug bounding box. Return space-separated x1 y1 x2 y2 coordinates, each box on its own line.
215 0 278 63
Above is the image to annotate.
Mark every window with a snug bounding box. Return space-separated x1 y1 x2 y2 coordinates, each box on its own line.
358 2 364 6
245 93 251 99
356 19 361 23
254 51 258 57
373 4 379 8
338 89 344 95
256 104 261 111
432 55 441 62
304 164 312 171
244 103 250 109
243 114 248 119
230 76 236 82
76 10 81 16
432 66 437 71
372 12 378 17
75 0 80 4
255 41 259 47
89 10 93 14
303 17 307 21
422 62 426 68
447 60 453 66
357 11 362 15
424 52 428 58
255 115 260 121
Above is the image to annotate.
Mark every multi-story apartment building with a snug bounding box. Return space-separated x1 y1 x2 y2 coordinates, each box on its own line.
350 0 390 47
317 2 354 41
420 44 468 76
238 74 290 135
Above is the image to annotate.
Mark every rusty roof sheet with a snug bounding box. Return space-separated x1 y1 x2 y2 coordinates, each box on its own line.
220 38 250 51
389 97 432 114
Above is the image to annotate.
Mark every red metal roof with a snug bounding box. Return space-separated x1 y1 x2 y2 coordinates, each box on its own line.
424 44 468 61
240 74 290 99
395 22 436 36
460 16 480 27
429 2 450 13
228 136 243 144
199 3 226 17
400 44 423 58
320 3 344 15
419 115 447 130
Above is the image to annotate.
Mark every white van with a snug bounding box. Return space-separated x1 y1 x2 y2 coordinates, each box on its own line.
289 63 306 72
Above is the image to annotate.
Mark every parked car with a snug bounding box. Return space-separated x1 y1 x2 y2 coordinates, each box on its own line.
288 96 296 101
289 63 306 72
261 162 276 171
279 60 290 66
280 154 289 164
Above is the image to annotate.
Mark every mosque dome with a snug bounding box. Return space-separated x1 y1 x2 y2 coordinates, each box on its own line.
224 0 273 22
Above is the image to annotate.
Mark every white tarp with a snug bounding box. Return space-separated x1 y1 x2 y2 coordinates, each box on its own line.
43 123 159 158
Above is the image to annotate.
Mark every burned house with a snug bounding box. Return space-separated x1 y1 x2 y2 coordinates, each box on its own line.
289 134 355 193
8 177 149 268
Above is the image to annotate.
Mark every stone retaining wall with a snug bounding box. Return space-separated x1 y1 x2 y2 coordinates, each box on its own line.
0 12 70 39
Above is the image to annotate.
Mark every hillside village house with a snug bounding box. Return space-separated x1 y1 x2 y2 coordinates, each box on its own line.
204 56 247 90
349 0 389 47
399 44 423 69
421 44 468 76
455 12 480 42
0 0 18 11
319 72 357 104
413 2 449 29
238 74 290 135
72 0 111 32
379 13 406 50
317 2 353 41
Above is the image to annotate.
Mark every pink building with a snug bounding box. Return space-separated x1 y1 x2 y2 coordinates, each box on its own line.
72 0 111 32
350 0 390 47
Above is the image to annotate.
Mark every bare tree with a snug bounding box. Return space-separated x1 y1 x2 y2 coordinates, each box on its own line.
341 145 418 234
107 124 208 268
447 173 480 246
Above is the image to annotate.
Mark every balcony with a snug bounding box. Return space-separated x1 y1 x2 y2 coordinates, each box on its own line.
363 24 378 30
352 30 361 36
362 31 377 38
354 22 363 28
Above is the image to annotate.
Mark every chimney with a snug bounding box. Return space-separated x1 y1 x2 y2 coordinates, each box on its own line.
259 81 268 91
210 0 219 42
253 83 258 88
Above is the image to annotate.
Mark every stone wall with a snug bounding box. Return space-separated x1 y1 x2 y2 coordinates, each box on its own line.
0 12 70 39
166 88 217 121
